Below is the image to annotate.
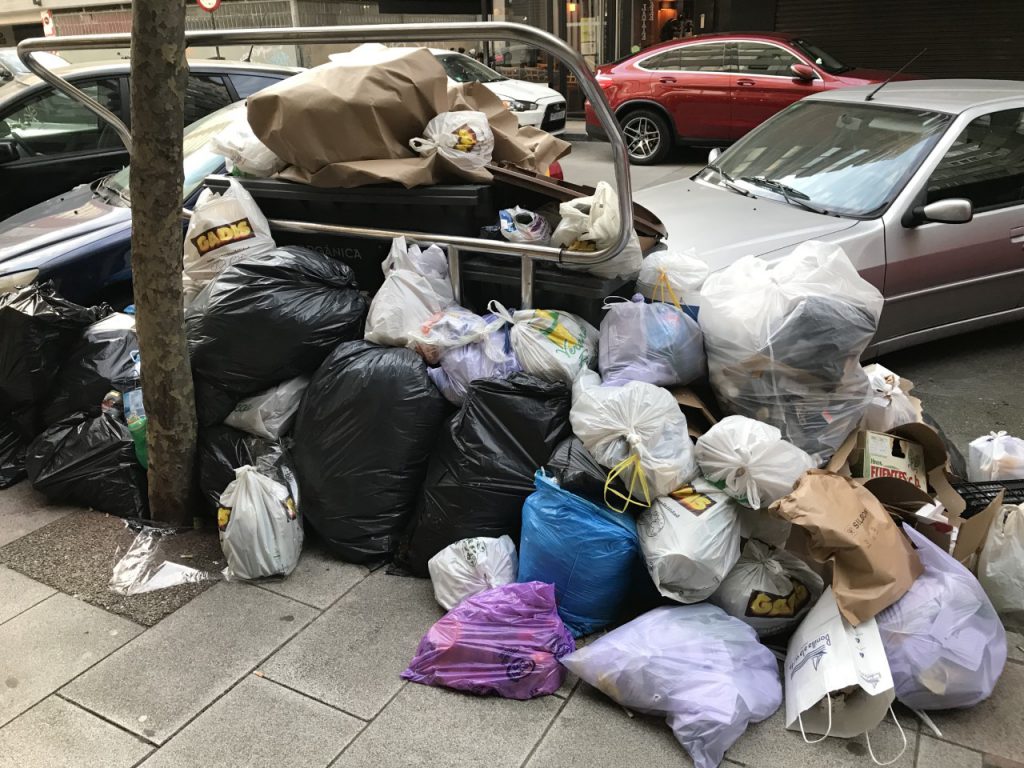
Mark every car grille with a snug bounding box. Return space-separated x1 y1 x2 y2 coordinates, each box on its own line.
541 101 567 132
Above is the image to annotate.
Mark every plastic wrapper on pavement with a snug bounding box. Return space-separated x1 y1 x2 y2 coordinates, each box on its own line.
0 282 110 439
637 479 742 604
877 524 1006 710
26 410 147 518
698 241 884 462
968 431 1024 482
571 377 698 511
402 581 574 700
396 373 572 576
518 472 640 636
292 341 448 564
0 416 26 488
978 503 1024 619
694 415 815 509
544 435 625 506
561 604 782 768
186 246 367 398
426 313 521 406
428 535 518 610
709 539 824 638
42 312 138 428
550 181 644 280
598 295 706 388
219 465 303 580
197 425 296 520
635 248 710 318
490 302 597 386
110 527 215 595
223 376 309 441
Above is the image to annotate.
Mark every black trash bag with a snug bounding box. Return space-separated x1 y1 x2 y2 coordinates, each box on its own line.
395 373 573 576
196 425 294 520
0 282 111 438
545 435 627 506
292 341 448 564
186 247 368 397
26 409 147 518
42 313 138 428
193 376 239 428
0 416 26 489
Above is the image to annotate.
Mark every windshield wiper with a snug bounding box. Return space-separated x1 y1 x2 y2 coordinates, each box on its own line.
708 163 754 198
737 176 832 215
97 175 129 205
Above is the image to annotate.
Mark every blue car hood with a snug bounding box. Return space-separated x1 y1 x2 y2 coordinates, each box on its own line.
0 184 130 264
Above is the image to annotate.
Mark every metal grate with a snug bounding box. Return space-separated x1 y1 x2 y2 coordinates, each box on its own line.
951 480 1024 519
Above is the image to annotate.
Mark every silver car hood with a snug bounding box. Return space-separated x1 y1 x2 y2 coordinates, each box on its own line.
634 179 859 270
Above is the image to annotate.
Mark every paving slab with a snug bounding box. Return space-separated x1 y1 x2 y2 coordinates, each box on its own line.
256 544 369 609
62 582 317 745
0 481 75 547
139 675 362 768
331 683 562 768
262 571 442 720
925 661 1024 764
0 593 141 727
0 566 54 624
726 705 918 768
1006 630 1023 664
917 736 983 768
0 695 152 768
526 683 687 767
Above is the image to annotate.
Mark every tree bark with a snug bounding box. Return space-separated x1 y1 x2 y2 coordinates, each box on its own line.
130 0 196 525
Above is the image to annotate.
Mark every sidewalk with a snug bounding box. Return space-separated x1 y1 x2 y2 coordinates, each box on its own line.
1 483 1022 768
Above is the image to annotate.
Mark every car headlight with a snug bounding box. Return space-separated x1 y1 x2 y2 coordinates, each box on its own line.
0 269 39 293
502 99 538 112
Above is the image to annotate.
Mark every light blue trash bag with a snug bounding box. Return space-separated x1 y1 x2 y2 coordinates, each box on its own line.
518 471 639 637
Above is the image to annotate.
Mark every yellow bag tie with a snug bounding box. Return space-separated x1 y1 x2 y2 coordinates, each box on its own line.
604 453 653 514
652 270 682 310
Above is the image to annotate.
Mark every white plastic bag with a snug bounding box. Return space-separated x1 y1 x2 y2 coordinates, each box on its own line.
709 539 823 638
182 178 276 305
694 415 815 509
968 431 1024 482
560 604 782 768
224 376 310 440
427 535 518 610
488 301 596 386
219 465 303 580
409 110 495 171
407 306 504 365
978 504 1024 618
636 248 710 312
210 118 286 178
498 206 551 244
637 479 742 603
365 237 455 348
551 181 643 279
862 364 921 433
570 377 698 510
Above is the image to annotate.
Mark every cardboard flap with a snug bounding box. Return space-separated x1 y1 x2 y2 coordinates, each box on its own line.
670 386 718 439
952 490 1005 567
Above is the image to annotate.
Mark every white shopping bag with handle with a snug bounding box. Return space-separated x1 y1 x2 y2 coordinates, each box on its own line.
785 588 906 765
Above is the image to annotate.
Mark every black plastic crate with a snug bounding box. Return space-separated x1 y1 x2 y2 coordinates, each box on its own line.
951 479 1024 519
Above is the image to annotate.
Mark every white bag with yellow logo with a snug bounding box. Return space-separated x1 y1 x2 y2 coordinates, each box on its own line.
489 301 597 386
182 179 276 306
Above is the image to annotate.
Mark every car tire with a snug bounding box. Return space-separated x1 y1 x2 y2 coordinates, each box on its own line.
620 109 671 165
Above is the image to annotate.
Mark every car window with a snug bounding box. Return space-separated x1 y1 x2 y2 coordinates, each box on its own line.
926 108 1024 212
0 77 122 158
436 54 506 84
736 42 801 77
229 73 285 100
184 74 233 125
640 43 727 73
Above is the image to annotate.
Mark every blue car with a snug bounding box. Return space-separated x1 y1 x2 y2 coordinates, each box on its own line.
0 102 246 305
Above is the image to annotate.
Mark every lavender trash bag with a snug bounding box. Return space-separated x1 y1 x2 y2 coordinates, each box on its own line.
876 524 1007 710
427 313 521 406
402 581 575 700
561 604 781 768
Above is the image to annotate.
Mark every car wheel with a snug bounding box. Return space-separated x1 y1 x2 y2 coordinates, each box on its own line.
620 110 671 165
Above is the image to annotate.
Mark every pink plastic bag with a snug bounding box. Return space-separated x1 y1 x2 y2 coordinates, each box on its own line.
402 581 575 699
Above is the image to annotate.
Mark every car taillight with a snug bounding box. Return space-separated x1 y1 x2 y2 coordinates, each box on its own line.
546 161 564 181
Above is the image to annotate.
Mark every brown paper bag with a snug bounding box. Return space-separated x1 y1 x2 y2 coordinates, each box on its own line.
769 470 923 625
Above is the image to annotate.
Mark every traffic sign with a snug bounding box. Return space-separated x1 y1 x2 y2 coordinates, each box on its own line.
197 0 222 12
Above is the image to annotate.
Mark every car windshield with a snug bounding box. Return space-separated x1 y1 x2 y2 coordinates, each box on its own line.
703 100 952 217
102 102 243 203
789 39 850 75
437 53 506 84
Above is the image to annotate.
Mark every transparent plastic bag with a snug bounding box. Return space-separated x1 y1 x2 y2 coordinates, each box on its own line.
635 248 710 316
968 431 1024 482
488 301 596 386
210 118 286 178
498 206 551 244
223 376 309 440
978 504 1024 618
551 181 643 279
109 527 214 596
407 306 504 365
427 535 518 610
694 415 815 509
561 604 782 768
409 110 495 171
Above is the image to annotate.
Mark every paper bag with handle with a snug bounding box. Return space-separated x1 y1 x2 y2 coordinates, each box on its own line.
770 470 923 625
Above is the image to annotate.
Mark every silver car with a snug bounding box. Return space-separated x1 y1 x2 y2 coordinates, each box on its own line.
636 80 1024 357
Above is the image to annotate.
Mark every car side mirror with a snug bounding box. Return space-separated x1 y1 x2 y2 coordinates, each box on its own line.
790 63 816 81
0 140 18 164
912 198 974 225
708 147 722 164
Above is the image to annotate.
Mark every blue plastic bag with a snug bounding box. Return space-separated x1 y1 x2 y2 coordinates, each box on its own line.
518 471 640 636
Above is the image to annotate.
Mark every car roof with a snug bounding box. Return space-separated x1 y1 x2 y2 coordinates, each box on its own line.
633 31 795 57
805 79 1024 114
1 58 299 90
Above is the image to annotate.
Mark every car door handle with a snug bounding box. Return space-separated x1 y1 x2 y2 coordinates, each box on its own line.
1011 226 1024 246
659 77 677 84
736 78 757 86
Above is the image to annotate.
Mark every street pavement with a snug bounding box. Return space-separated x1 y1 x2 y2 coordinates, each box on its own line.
559 138 705 192
1 140 1023 767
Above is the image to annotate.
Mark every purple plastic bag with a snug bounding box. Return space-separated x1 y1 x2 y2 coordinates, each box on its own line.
402 581 575 700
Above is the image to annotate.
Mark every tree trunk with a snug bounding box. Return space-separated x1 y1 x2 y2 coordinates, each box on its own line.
129 0 196 525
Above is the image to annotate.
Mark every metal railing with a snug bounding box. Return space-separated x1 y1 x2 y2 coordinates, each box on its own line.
18 22 633 308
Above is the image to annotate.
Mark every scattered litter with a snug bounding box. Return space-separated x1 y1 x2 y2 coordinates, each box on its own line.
109 527 215 596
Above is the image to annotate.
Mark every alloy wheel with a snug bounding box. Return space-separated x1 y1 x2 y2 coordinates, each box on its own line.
622 116 662 161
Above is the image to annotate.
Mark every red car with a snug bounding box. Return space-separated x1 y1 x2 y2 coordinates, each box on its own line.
586 33 909 164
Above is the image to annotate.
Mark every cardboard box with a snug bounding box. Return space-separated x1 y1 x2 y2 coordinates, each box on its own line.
952 490 1005 570
670 386 719 439
856 430 927 489
864 476 954 552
